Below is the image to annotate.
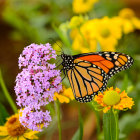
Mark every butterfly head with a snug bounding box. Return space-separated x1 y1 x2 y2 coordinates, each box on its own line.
61 54 75 71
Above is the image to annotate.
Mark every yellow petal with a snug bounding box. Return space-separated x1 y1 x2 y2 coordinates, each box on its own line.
58 95 70 103
63 88 74 100
132 17 140 29
11 137 18 140
2 136 12 140
115 87 121 93
103 106 111 113
0 126 8 136
18 136 26 140
24 131 38 139
0 126 7 131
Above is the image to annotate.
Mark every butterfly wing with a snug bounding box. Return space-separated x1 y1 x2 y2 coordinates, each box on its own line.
64 51 133 103
73 52 134 79
67 60 108 102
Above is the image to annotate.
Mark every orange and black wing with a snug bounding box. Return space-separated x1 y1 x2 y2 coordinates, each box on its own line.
73 51 134 79
67 59 108 102
65 52 133 103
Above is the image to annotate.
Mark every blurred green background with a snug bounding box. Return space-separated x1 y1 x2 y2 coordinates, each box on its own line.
0 0 140 140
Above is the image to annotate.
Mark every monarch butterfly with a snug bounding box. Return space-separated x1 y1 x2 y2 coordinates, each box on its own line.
60 52 134 103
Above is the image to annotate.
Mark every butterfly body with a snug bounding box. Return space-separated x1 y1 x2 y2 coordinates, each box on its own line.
61 52 133 103
61 54 75 71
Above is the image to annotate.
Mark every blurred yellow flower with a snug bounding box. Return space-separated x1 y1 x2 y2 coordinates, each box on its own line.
72 17 122 53
118 8 140 34
0 114 39 140
72 31 97 53
69 16 85 29
119 8 135 20
72 0 98 14
54 86 74 103
91 17 122 51
70 28 79 40
94 87 134 113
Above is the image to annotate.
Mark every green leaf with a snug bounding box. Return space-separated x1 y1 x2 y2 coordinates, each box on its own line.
52 23 71 48
0 103 9 125
72 128 81 140
103 109 119 140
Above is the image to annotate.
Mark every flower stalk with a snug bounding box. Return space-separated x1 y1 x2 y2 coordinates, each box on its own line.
90 102 101 137
78 104 83 140
78 27 90 49
0 69 17 113
103 109 119 140
56 99 62 140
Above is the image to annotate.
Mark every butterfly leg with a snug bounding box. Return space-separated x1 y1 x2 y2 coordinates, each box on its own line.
56 62 62 69
60 69 67 83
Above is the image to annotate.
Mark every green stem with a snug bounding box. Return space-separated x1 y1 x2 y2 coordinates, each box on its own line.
103 109 119 140
56 100 62 140
52 23 71 48
113 109 119 140
0 69 17 113
78 104 83 140
95 110 100 139
90 102 100 139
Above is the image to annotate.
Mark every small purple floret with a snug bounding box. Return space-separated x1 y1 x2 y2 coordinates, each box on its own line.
19 107 52 131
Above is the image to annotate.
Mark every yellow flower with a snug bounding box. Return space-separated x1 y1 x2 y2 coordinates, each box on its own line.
72 32 97 53
70 28 79 40
72 17 122 53
94 87 134 113
0 114 39 140
92 17 122 51
119 8 135 20
118 8 140 34
72 0 98 14
72 19 98 53
69 16 85 29
54 86 74 103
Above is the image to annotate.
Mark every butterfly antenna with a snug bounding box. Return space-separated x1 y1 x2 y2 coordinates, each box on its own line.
56 58 62 65
55 50 62 53
48 38 64 53
60 68 64 72
61 75 66 83
60 69 67 82
56 63 63 69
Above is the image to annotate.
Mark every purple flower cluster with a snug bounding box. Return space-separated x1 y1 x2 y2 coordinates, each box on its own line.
15 43 62 131
19 107 52 131
18 43 57 69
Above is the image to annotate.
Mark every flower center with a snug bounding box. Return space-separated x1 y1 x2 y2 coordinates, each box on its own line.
103 91 120 106
100 28 110 38
83 0 88 3
6 115 27 137
121 11 135 19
